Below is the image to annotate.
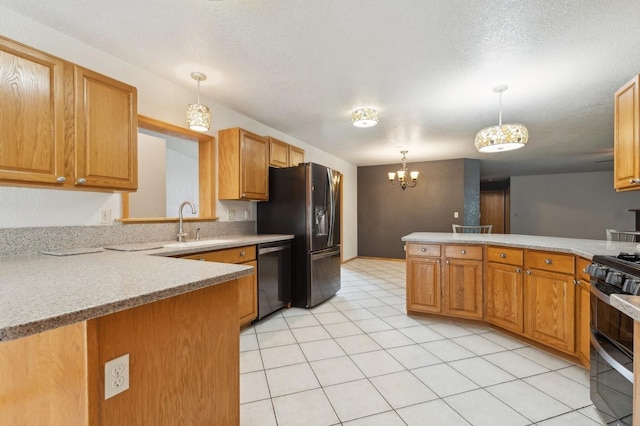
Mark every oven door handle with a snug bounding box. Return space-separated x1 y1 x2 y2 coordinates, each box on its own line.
590 282 611 304
590 330 634 384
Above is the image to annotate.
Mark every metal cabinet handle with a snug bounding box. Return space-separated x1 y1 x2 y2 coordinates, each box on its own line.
573 279 580 285
630 178 640 184
544 259 552 265
500 253 507 258
526 270 532 275
198 258 205 261
445 260 450 264
436 259 440 264
421 247 427 252
241 193 246 198
239 250 246 257
460 249 466 255
515 268 521 273
77 178 86 185
56 176 66 183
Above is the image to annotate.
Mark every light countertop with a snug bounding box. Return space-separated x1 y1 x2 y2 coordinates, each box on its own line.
0 234 293 342
402 232 640 259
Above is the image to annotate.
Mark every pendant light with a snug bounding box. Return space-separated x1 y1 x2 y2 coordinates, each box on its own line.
186 72 211 132
474 85 528 152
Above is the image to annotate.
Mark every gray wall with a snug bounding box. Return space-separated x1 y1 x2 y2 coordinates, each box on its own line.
511 171 640 239
358 159 480 259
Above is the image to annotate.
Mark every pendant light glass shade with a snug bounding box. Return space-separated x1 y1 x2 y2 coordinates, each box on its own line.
474 85 528 152
388 150 418 190
187 72 211 132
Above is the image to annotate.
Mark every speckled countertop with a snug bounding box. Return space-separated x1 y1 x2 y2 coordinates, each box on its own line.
404 232 640 321
0 234 293 342
402 232 640 259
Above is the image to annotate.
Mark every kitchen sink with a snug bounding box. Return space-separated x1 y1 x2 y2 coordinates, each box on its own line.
163 239 232 248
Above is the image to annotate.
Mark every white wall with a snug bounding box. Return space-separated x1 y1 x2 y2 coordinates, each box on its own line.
0 7 358 260
511 171 640 239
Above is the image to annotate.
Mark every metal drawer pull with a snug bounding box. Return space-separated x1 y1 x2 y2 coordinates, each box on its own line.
526 270 532 275
436 259 440 264
77 178 86 184
460 249 466 254
421 247 427 252
445 260 449 264
56 176 66 183
199 258 205 261
515 268 521 273
240 250 246 257
544 259 552 264
500 253 507 258
630 178 640 184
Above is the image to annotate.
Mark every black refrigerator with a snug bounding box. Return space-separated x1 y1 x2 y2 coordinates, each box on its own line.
258 162 341 308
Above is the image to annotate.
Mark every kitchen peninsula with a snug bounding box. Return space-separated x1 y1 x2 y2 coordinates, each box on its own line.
402 232 640 366
0 235 291 425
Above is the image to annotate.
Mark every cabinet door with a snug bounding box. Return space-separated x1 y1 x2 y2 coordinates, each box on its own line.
443 258 483 319
524 268 575 354
486 262 524 333
289 146 305 166
0 38 66 185
238 260 258 327
406 257 441 314
614 75 640 191
240 130 268 200
75 66 137 190
268 137 289 168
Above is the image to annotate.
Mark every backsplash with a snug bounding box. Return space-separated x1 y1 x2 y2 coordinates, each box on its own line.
0 221 256 256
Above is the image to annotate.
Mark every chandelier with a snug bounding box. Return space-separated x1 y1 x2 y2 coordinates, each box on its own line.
474 85 528 153
186 72 211 132
388 150 419 190
351 107 379 128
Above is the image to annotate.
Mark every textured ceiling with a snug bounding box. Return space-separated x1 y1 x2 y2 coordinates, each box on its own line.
4 0 640 180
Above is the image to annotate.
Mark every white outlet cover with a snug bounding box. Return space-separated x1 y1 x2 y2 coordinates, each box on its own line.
105 353 130 400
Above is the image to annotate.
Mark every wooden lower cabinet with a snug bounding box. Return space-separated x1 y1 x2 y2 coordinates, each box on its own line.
0 281 240 425
179 245 258 327
524 268 576 354
443 257 483 319
406 256 441 314
486 261 524 333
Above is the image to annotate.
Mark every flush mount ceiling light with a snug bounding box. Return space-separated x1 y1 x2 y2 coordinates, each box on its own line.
186 72 211 132
474 85 528 153
388 150 419 190
351 107 379 128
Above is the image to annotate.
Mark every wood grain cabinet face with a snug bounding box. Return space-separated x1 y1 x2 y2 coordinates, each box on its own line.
406 244 441 314
268 137 290 168
289 145 305 166
74 66 137 190
179 245 258 327
524 251 576 354
486 246 524 333
614 75 640 191
442 246 483 320
0 36 138 192
218 128 268 201
0 37 66 185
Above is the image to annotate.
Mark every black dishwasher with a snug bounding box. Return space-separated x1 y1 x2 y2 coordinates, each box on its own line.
257 241 291 320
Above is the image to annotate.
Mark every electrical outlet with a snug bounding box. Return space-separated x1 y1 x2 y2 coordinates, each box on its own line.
227 209 236 220
244 209 250 220
453 211 459 218
105 353 129 400
100 208 112 224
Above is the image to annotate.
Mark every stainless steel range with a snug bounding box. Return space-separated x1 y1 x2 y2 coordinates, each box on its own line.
588 253 638 426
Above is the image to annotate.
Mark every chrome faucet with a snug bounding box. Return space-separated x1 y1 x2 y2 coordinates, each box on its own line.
177 201 197 242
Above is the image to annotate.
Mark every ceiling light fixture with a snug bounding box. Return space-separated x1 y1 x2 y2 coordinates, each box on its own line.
186 72 211 132
351 107 379 128
474 85 528 153
388 150 419 190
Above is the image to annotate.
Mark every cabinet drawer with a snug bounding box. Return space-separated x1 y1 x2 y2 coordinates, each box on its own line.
525 250 574 274
181 245 256 263
444 245 482 260
576 257 591 282
407 243 440 257
487 246 523 266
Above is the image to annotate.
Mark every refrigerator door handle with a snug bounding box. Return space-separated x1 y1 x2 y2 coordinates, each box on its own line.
327 168 339 247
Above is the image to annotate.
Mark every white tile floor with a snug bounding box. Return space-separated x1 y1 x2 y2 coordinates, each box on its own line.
240 258 609 425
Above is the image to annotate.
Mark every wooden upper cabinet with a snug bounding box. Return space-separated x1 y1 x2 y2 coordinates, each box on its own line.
0 37 66 185
268 136 305 168
614 75 640 191
218 128 268 201
74 67 137 190
290 145 305 166
268 137 290 168
0 35 137 192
